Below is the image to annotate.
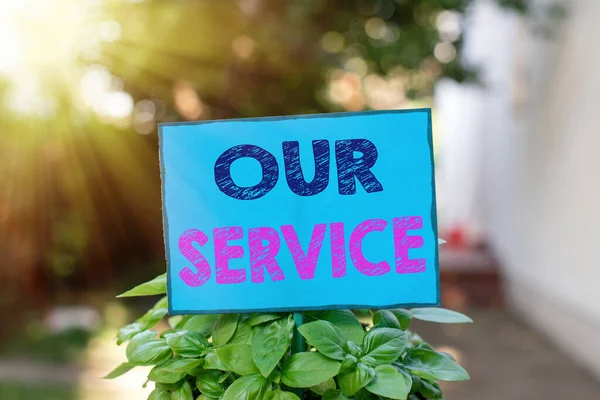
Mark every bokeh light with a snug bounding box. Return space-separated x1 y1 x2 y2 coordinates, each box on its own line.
173 81 205 120
434 42 457 64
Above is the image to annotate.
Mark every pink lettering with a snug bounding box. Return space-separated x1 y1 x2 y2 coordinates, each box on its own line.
178 229 212 287
281 224 326 280
214 226 246 284
349 219 390 276
330 222 346 278
178 216 427 286
393 216 425 273
249 227 285 283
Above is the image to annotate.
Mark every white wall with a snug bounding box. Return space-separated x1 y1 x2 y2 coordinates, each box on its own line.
478 0 600 379
437 0 600 379
434 0 522 243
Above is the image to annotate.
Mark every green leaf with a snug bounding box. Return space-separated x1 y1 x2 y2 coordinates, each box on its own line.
267 369 281 384
390 309 413 330
308 310 365 343
148 384 171 400
168 315 184 329
298 320 347 360
139 308 166 330
407 331 424 345
409 308 473 324
195 370 225 398
264 389 300 400
118 297 168 345
171 381 193 400
338 362 376 396
360 355 377 367
203 349 228 371
196 396 219 400
165 330 209 357
117 273 166 298
357 392 380 400
218 371 231 383
438 351 455 362
126 330 157 351
148 358 203 383
339 354 358 374
251 315 294 377
229 318 253 344
365 365 411 400
346 341 362 358
415 343 435 352
322 389 349 400
310 377 336 395
362 328 407 364
153 295 169 310
126 331 172 366
281 352 341 388
247 313 283 326
155 358 203 373
212 314 240 347
396 368 417 394
117 322 145 345
103 362 135 379
216 344 259 376
404 348 469 381
148 367 186 384
373 310 401 330
183 315 219 337
127 339 172 366
419 380 443 399
160 329 177 338
222 374 269 400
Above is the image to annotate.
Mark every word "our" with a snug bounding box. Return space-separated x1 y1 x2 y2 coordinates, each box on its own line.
214 139 384 200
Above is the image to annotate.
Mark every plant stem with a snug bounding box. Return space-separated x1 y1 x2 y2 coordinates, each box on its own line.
292 312 305 353
291 312 305 397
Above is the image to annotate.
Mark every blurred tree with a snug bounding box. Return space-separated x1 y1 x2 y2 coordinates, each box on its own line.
1 0 561 311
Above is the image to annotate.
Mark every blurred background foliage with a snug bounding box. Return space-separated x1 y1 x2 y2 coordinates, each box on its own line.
2 0 564 333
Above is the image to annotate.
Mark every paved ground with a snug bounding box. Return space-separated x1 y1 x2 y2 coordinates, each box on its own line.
1 308 599 399
0 328 153 400
413 308 600 400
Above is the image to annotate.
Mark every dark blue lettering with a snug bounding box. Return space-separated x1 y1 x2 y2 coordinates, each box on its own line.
282 140 330 196
214 144 278 200
335 139 383 195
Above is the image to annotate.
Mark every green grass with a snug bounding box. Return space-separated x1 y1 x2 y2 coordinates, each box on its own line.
0 382 77 400
2 327 93 363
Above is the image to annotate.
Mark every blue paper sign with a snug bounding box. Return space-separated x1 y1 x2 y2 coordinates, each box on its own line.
159 109 439 314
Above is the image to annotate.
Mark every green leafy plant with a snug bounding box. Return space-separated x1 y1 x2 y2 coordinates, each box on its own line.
106 273 472 399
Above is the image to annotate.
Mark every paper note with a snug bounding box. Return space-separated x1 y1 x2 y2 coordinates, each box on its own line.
159 109 439 314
